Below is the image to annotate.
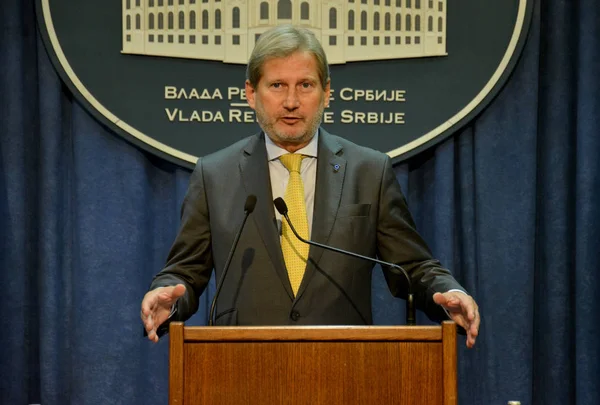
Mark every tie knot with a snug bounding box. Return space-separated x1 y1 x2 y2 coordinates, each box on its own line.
279 153 305 173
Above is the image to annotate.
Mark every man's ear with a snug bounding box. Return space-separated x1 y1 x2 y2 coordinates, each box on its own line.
245 80 256 109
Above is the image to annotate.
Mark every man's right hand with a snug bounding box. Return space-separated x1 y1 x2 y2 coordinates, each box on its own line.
141 284 186 343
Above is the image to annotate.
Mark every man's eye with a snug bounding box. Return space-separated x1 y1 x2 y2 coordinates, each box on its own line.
301 82 312 88
272 83 281 88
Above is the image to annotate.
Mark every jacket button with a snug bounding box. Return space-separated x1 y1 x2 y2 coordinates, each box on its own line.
290 311 300 321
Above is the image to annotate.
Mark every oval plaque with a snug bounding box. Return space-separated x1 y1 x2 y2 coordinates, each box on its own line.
36 0 533 168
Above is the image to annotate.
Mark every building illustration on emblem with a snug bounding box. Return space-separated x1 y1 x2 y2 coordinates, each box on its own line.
121 0 447 64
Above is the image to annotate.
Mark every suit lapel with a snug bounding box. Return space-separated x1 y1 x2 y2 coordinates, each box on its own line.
240 133 294 300
296 129 346 299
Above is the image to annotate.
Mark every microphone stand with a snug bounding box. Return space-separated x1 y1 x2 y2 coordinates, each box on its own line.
208 196 256 326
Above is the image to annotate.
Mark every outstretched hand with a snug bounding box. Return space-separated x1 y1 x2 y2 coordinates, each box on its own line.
433 291 480 348
140 284 186 343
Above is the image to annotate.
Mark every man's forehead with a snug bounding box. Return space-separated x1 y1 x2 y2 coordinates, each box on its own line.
260 52 319 77
263 51 316 65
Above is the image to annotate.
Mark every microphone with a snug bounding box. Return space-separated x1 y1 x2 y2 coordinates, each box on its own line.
208 195 257 326
274 197 416 326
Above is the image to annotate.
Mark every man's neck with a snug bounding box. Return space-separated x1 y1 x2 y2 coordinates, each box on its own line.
265 131 319 160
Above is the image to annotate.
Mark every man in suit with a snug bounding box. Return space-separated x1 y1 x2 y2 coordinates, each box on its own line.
141 25 480 347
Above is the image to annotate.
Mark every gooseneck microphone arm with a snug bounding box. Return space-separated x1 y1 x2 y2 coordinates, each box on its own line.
273 197 415 326
208 195 257 326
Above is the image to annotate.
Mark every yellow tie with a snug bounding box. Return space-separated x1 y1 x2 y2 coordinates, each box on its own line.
279 153 309 296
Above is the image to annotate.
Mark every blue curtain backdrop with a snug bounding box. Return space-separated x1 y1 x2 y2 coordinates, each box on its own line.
2 0 599 404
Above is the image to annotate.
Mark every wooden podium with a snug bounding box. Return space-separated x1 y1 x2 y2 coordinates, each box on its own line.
169 321 457 405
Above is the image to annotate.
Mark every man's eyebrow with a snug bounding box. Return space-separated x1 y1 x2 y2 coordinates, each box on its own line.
295 76 319 83
265 76 318 83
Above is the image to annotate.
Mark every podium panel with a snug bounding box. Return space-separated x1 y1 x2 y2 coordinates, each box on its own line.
170 322 457 405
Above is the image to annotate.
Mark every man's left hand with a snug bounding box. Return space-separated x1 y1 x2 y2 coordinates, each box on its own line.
433 292 480 348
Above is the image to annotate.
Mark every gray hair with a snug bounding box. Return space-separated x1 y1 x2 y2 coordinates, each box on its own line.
246 25 330 89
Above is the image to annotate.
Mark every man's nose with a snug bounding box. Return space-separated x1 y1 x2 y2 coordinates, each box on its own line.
283 88 300 109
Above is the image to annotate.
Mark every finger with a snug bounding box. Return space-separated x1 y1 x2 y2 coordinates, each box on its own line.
470 313 480 337
467 326 478 347
453 314 476 338
466 334 475 348
147 327 156 342
434 293 459 309
156 284 186 305
466 303 477 321
452 315 468 331
141 290 160 316
438 295 462 310
140 308 152 323
466 317 479 348
144 314 155 333
149 325 160 343
171 284 186 298
141 303 152 317
447 298 463 309
432 292 447 305
470 325 479 339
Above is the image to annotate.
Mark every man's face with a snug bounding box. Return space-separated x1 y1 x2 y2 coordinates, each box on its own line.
246 51 330 151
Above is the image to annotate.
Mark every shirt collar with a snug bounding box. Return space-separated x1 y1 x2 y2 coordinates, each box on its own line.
265 130 319 161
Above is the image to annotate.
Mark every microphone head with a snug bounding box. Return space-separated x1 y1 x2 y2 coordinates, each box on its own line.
273 198 288 215
244 195 257 213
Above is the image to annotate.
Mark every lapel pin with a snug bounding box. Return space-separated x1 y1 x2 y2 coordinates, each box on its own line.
333 164 341 172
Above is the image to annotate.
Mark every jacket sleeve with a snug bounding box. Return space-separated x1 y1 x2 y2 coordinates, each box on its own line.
375 156 466 323
150 158 215 325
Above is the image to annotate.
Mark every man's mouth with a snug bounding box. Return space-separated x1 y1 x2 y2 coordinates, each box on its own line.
280 116 302 124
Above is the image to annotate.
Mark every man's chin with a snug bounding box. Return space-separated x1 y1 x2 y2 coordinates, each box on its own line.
273 131 311 144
